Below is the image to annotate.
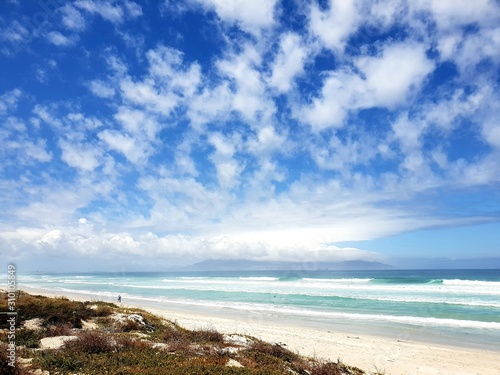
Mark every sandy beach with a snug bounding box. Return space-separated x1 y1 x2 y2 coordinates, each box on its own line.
20 286 500 375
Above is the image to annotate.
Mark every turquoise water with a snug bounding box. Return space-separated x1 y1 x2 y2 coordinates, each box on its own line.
17 269 500 349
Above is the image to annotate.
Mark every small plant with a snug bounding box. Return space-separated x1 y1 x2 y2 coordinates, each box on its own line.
309 360 343 375
64 330 114 354
93 304 114 317
35 349 86 372
119 319 142 332
15 328 43 348
43 323 73 337
116 335 153 351
190 328 224 343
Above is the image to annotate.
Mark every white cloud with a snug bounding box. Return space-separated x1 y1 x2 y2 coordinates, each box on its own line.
74 0 125 23
308 133 380 173
354 42 434 108
124 0 143 18
146 45 201 97
298 72 351 131
187 83 232 127
479 95 500 149
0 224 384 263
59 140 101 172
298 42 434 131
115 45 201 115
0 89 22 114
0 20 29 45
391 113 426 153
247 126 287 156
9 181 99 227
0 117 52 164
410 0 500 77
482 122 500 149
208 132 244 188
46 31 75 47
268 33 307 93
98 129 148 164
453 28 500 74
60 4 86 31
1 117 53 164
114 107 160 140
217 44 275 123
309 0 360 53
88 79 115 98
413 0 499 32
23 140 53 163
120 78 178 115
194 0 278 34
3 0 500 268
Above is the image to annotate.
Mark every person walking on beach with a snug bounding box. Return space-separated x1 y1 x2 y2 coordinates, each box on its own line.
117 295 121 303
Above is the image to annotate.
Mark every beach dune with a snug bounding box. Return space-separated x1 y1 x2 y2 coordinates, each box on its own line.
20 286 500 375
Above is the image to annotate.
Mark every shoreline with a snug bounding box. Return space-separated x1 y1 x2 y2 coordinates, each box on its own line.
19 285 500 375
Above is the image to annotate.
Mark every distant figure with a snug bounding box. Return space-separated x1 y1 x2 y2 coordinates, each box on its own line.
117 295 121 303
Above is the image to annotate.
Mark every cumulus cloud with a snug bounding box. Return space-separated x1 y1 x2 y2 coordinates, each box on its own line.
46 31 75 46
354 42 434 107
60 4 86 31
59 140 101 172
309 0 360 53
268 33 307 93
98 129 148 165
193 0 278 34
208 132 244 188
74 0 142 23
1 117 53 165
88 79 115 98
217 44 275 124
1 0 500 268
0 89 21 114
297 41 433 131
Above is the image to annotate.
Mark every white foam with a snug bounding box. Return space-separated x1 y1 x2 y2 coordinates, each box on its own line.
302 278 373 283
443 279 500 287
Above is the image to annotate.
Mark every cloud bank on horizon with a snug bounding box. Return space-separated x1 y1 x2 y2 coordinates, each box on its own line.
1 0 499 269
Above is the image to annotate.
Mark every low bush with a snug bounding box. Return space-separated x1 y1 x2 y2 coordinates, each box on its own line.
14 329 43 348
43 323 73 337
93 304 114 317
190 328 224 343
64 330 114 354
119 319 142 332
35 349 86 372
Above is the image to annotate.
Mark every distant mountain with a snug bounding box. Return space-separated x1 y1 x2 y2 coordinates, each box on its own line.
183 259 394 271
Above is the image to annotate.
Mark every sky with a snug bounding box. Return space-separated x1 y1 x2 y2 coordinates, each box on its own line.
1 0 499 272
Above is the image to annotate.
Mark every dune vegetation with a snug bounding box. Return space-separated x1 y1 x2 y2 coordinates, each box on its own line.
0 291 374 375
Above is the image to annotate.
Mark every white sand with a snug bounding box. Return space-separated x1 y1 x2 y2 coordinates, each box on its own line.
20 286 500 375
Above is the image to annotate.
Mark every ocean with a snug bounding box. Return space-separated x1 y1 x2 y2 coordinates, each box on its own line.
16 269 500 350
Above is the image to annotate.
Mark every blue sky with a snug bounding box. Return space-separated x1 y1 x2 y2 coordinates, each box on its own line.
1 0 499 271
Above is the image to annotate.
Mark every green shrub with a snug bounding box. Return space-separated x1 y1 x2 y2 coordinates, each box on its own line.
35 349 86 372
93 304 114 317
64 330 114 354
15 329 43 348
190 328 224 343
